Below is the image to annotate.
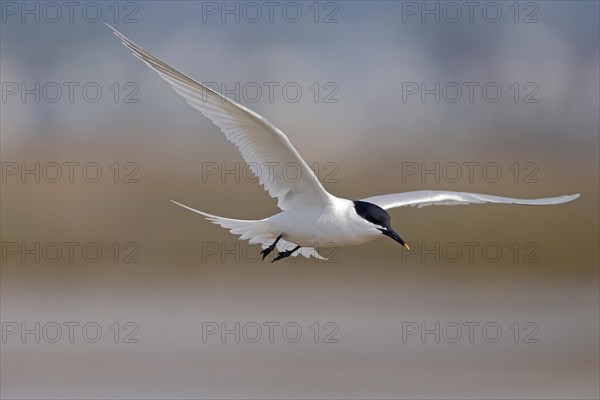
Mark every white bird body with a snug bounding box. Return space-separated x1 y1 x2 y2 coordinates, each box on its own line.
109 25 580 261
266 197 381 247
173 196 380 251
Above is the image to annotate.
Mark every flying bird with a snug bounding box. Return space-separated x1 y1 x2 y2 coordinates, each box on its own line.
108 25 579 262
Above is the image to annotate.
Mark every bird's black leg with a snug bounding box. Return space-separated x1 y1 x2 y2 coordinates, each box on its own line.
271 245 301 263
260 234 283 260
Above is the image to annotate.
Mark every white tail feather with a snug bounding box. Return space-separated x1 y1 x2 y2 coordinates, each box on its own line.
171 201 325 260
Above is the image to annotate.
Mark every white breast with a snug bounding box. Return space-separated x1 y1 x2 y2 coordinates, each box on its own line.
266 197 381 247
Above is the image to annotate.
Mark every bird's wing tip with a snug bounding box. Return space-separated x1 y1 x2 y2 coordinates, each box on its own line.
543 193 580 205
105 23 129 42
563 193 580 202
170 200 191 210
105 22 119 34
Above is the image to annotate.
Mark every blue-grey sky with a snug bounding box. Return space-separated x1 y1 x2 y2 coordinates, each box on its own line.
2 1 598 157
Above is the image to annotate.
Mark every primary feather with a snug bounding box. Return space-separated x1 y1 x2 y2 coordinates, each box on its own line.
362 190 580 209
108 24 332 211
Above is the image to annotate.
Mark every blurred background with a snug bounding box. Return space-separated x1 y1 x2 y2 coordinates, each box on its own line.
1 1 598 398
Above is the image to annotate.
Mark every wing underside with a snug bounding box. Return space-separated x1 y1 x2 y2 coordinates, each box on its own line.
108 24 332 211
362 190 580 209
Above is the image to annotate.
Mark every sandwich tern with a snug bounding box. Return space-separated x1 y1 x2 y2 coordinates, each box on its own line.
109 26 579 262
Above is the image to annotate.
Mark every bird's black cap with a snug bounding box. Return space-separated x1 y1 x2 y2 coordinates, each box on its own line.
353 200 409 249
353 200 391 228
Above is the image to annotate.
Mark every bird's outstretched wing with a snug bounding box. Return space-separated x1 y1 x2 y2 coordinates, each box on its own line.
362 190 580 210
108 25 332 211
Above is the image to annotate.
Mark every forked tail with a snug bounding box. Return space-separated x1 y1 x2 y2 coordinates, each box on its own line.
171 201 325 260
